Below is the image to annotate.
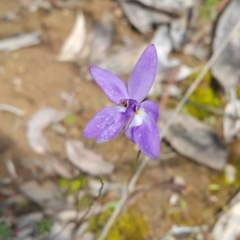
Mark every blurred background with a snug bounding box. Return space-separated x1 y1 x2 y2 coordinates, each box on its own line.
0 0 240 239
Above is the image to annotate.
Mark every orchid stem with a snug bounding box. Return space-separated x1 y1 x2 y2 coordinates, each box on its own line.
97 153 149 240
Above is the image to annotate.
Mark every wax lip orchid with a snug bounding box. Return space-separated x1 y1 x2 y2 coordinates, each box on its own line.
83 44 160 159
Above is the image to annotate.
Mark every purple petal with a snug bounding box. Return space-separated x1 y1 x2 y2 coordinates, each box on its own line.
126 114 160 159
89 66 129 103
128 44 158 102
83 106 128 142
141 100 159 123
125 126 134 142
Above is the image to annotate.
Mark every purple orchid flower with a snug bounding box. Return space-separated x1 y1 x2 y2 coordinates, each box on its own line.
83 44 160 159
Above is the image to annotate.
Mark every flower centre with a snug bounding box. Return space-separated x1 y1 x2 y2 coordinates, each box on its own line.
120 99 140 113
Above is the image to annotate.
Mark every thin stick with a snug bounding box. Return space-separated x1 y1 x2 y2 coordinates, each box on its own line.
0 104 24 116
97 15 240 240
77 176 104 225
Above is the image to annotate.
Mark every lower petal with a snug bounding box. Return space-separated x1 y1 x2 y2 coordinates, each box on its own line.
141 100 159 123
126 114 160 159
83 106 127 142
125 126 134 142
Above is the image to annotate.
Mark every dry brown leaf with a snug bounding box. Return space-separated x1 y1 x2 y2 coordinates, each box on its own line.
58 12 86 62
19 180 67 210
212 192 240 240
26 107 69 154
65 140 114 176
121 1 171 34
212 0 240 91
160 111 227 170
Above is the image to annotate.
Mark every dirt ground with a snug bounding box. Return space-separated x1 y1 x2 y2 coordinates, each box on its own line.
0 0 238 239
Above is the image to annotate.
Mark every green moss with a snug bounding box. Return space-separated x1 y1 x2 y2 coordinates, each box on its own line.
77 195 93 208
16 200 28 209
36 219 51 236
0 223 12 240
89 208 148 240
200 0 218 19
208 184 221 191
181 72 222 120
63 114 77 125
57 176 86 194
168 211 188 225
231 156 240 188
236 88 240 99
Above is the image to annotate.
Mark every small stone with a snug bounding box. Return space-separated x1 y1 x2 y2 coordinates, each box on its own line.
172 175 186 187
169 194 179 206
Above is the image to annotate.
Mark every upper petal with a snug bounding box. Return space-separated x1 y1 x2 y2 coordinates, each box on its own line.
82 106 128 142
141 100 159 123
126 113 160 159
89 66 129 103
128 44 158 102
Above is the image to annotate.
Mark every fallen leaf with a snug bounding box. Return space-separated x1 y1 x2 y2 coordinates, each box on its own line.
223 100 240 141
0 104 24 116
19 180 67 210
88 13 113 64
65 140 114 176
16 212 43 229
58 12 86 62
5 159 18 180
50 222 75 240
80 232 94 240
51 158 79 179
56 204 102 222
152 25 192 81
96 45 146 77
211 0 240 91
150 26 192 97
26 107 69 154
0 31 41 52
160 111 227 170
161 224 200 240
170 16 188 51
121 1 171 34
212 192 240 240
51 206 101 240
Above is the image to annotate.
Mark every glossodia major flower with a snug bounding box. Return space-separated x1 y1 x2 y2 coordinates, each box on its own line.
83 44 160 159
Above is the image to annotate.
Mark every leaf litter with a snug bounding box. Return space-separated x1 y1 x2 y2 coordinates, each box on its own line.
211 0 240 92
58 12 86 62
0 31 41 52
160 110 227 170
19 180 67 210
26 107 69 154
1 0 240 239
65 139 114 176
212 191 240 240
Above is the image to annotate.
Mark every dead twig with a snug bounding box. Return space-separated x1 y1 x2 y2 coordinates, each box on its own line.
77 176 104 225
0 104 24 116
